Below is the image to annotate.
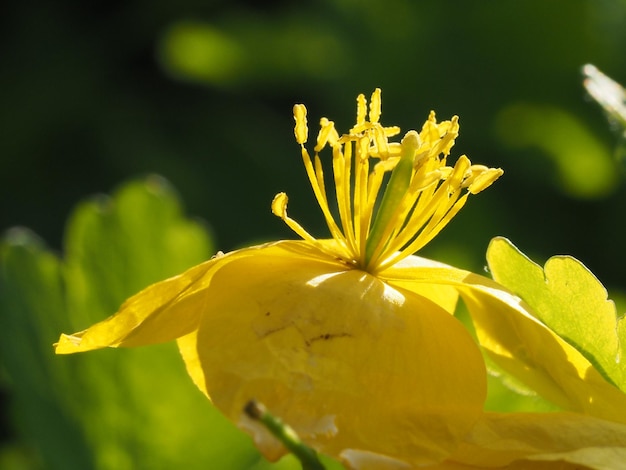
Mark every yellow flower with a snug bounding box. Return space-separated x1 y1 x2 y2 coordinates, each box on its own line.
56 89 507 467
431 273 626 469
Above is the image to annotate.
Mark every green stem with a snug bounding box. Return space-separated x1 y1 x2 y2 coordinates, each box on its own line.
244 401 326 470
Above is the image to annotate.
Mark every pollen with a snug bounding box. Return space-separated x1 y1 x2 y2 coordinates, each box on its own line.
275 89 503 273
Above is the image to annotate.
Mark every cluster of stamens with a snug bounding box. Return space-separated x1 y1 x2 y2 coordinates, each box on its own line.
272 89 503 274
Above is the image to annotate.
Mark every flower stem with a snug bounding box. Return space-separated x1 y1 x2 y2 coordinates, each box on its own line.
244 400 326 470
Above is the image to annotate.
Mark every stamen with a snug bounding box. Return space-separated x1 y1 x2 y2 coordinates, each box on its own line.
373 127 391 159
356 94 367 127
271 193 316 243
293 104 308 144
283 90 503 273
315 118 338 153
468 168 504 194
369 88 382 124
272 192 352 262
333 144 357 254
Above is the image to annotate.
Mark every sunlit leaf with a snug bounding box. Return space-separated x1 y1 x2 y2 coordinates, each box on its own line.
486 237 626 393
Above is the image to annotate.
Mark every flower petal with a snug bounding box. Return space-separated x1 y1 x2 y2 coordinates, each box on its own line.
458 279 626 424
449 411 626 468
178 240 487 467
55 245 263 353
381 255 462 315
384 256 626 424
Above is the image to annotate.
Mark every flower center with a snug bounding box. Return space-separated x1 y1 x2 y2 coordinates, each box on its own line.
272 89 503 274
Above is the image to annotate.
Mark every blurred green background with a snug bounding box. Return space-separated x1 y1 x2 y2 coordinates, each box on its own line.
2 0 626 468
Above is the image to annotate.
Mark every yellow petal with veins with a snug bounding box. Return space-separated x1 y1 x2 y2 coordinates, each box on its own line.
177 240 486 467
55 258 216 353
383 256 626 425
445 411 626 468
54 89 511 468
56 244 277 353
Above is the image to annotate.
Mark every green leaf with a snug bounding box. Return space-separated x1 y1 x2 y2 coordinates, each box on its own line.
486 236 626 393
0 228 95 470
0 176 264 469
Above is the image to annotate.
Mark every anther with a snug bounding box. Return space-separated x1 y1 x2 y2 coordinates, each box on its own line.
293 104 308 144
